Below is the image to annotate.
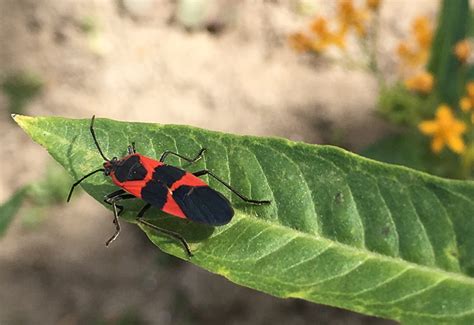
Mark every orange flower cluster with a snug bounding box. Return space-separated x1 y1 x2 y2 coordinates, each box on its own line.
289 17 344 53
454 39 473 64
366 0 380 11
338 0 370 37
397 16 433 68
397 16 435 94
404 71 434 94
289 0 380 54
459 82 474 123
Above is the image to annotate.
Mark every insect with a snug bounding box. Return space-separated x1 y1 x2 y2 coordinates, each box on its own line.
67 116 271 257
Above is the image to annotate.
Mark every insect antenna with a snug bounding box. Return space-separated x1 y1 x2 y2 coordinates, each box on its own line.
67 168 104 202
90 115 110 162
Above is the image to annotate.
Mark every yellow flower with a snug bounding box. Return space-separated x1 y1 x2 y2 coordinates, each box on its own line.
404 71 434 94
289 32 312 52
337 0 369 37
454 39 471 63
366 0 381 11
459 81 474 112
419 105 467 154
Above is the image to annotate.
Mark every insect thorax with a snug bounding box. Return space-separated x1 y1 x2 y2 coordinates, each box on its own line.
113 155 148 182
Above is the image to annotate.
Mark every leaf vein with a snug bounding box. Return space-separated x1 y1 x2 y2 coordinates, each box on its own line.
281 243 333 272
266 145 319 235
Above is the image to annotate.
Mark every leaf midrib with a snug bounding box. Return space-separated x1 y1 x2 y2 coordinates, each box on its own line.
203 213 474 286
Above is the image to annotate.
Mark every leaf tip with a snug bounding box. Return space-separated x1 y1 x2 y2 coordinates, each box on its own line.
11 114 34 131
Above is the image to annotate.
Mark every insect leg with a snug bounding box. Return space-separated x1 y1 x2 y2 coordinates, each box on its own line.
159 148 207 164
104 189 127 199
67 168 104 202
104 192 136 246
127 142 137 155
136 204 193 257
193 170 271 205
136 203 151 219
104 190 134 216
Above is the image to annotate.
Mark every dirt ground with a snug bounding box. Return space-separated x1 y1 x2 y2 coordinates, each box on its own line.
0 0 437 324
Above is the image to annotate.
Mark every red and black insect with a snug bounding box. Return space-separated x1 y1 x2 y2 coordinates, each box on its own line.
67 116 270 256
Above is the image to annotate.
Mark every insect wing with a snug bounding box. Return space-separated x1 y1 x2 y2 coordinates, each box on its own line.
172 185 234 225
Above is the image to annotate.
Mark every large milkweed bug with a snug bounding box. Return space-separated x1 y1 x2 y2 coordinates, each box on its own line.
67 116 271 257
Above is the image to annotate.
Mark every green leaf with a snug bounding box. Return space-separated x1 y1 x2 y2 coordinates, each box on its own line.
13 115 474 324
0 187 27 237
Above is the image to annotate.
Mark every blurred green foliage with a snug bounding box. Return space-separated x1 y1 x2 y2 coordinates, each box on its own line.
0 162 72 235
427 0 468 106
362 132 464 179
78 15 99 35
1 71 43 115
21 164 72 229
95 309 147 325
378 84 438 126
28 163 72 207
0 188 27 237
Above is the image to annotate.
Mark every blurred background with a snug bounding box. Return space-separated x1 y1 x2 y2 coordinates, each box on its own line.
0 0 461 323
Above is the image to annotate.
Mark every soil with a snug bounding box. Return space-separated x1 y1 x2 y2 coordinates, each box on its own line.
0 0 437 324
